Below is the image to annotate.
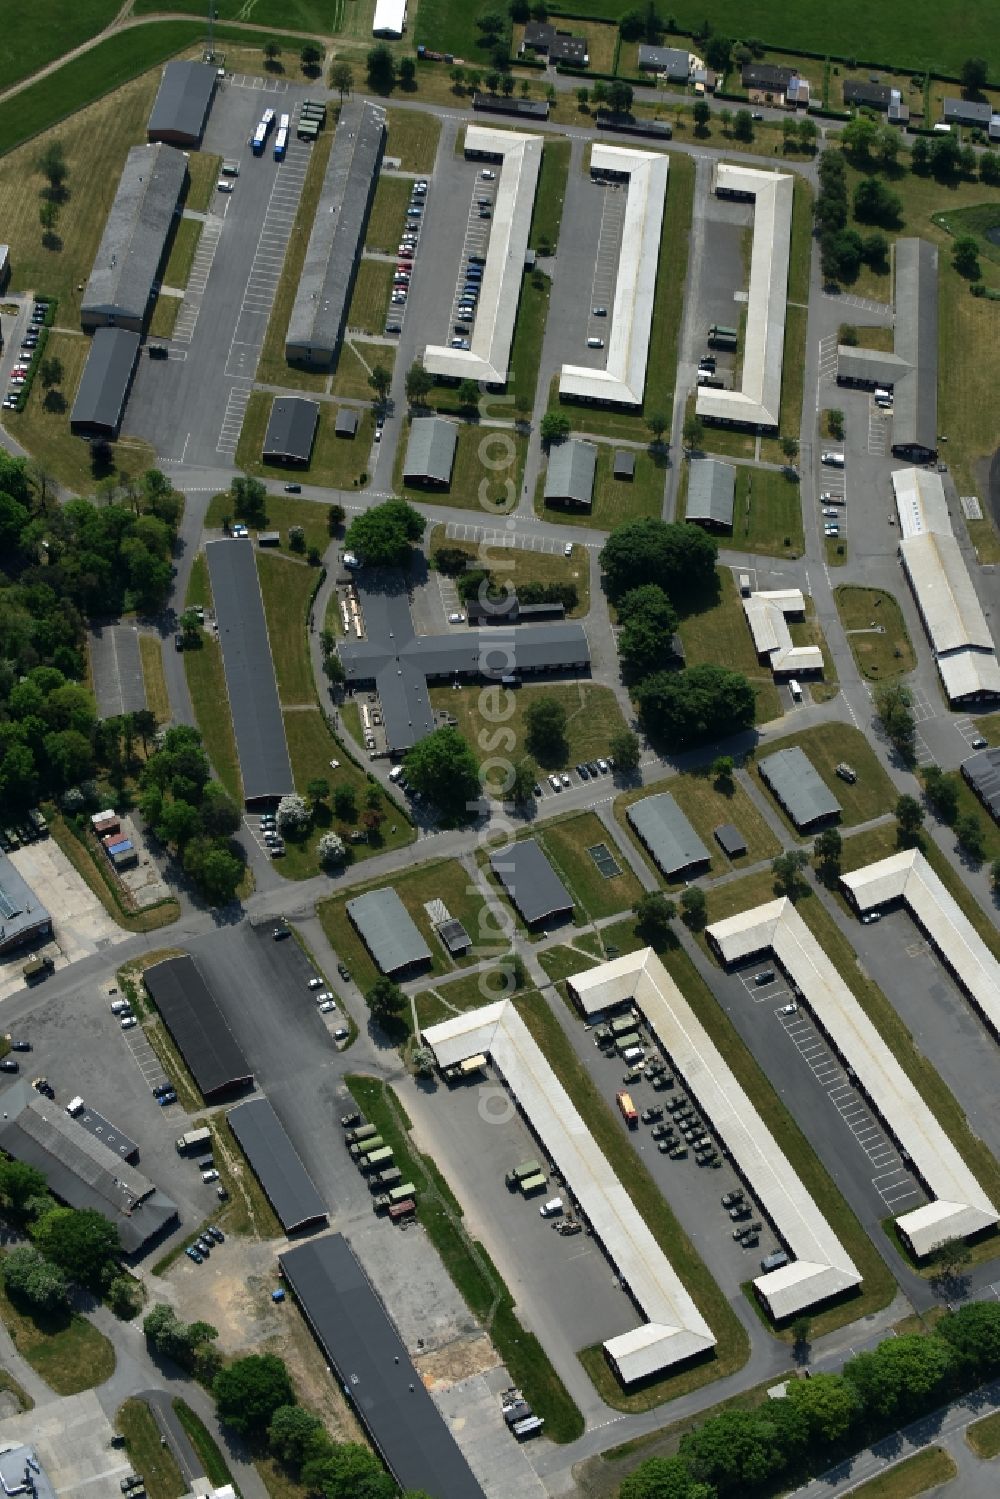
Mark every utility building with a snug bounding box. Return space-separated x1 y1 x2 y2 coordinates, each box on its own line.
685 458 735 529
627 794 710 880
81 143 187 332
0 852 51 954
543 438 597 508
146 60 218 146
402 416 459 487
262 397 319 466
758 747 840 830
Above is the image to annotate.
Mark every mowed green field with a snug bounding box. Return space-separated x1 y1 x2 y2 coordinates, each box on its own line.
0 1 120 96
132 0 344 30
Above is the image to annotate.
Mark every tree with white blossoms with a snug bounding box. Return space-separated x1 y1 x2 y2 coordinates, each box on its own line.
277 794 311 834
317 831 346 868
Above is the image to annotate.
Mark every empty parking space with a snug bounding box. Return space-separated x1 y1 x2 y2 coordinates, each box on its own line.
173 217 223 345
586 178 624 346
89 623 146 719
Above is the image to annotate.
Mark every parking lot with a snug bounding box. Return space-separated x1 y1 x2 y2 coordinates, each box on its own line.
89 622 147 719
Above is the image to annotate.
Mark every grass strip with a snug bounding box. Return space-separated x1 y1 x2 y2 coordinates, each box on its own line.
0 1268 115 1395
346 1075 584 1442
172 1401 234 1490
846 1447 956 1499
513 995 749 1412
529 136 571 252
966 1408 1000 1459
139 635 171 725
183 636 242 805
116 1398 187 1499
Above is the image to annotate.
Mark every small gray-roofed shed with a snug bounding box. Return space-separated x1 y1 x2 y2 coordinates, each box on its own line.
147 60 217 145
227 1096 328 1232
715 823 747 858
262 397 319 465
544 439 597 508
759 746 841 830
143 954 254 1100
627 793 711 878
286 98 385 367
81 143 187 331
335 407 359 437
402 416 459 486
686 458 735 529
205 539 294 805
70 328 141 436
436 917 471 955
637 44 691 76
961 746 1000 820
490 838 573 926
892 238 938 462
279 1236 484 1499
0 852 51 955
613 450 635 479
347 886 432 974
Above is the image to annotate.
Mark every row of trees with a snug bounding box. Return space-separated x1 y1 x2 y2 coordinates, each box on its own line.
620 1301 1000 1498
366 44 417 94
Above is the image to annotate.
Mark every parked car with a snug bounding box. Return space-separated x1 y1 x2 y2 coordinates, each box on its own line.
307 977 323 989
337 962 351 981
157 1090 177 1105
208 1226 225 1243
9 1041 31 1052
185 1246 203 1264
121 1016 137 1030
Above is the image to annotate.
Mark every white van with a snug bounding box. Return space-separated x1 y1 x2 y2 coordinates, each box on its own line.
788 679 802 702
388 765 404 783
587 337 605 349
821 451 845 467
539 1197 564 1218
622 1045 645 1066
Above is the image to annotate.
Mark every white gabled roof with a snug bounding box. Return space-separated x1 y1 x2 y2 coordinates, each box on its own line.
842 849 1000 1038
891 466 952 540
742 588 823 675
423 126 542 384
707 899 998 1258
697 164 793 429
422 997 715 1380
568 949 860 1319
559 145 669 407
936 650 1000 702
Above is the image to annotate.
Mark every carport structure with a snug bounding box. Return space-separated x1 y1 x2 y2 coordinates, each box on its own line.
842 850 1000 1040
707 900 999 1258
567 950 861 1320
421 999 717 1383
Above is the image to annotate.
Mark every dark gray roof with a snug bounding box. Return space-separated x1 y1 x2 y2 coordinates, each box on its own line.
627 794 711 877
686 458 735 527
613 450 635 479
144 955 254 1099
490 838 573 925
892 239 938 460
715 823 747 858
147 60 217 144
544 439 597 506
70 328 140 436
279 1236 484 1499
226 1097 327 1232
205 539 294 805
0 851 50 953
742 62 797 89
758 747 841 829
836 346 908 386
347 886 432 974
72 1101 139 1164
286 98 385 362
961 746 1000 819
262 397 319 464
403 417 459 486
335 407 359 436
637 44 690 75
473 93 550 120
436 917 471 953
943 97 993 125
81 143 186 327
338 574 590 753
844 80 892 107
0 1083 176 1254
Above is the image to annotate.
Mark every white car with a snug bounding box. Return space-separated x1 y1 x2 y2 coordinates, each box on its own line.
307 977 323 990
481 169 495 179
201 1169 220 1183
548 774 561 792
121 1015 137 1030
560 773 571 788
821 451 845 467
597 758 609 773
564 542 573 556
448 611 465 623
217 179 234 193
822 507 840 518
824 525 840 536
861 911 881 924
319 1000 337 1014
778 1002 798 1016
315 990 333 1003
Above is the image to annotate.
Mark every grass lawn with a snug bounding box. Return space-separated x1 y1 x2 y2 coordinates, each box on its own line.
256 121 333 393
365 174 412 253
430 681 627 773
751 722 897 831
172 1401 233 1490
724 464 804 557
235 392 374 490
414 0 512 64
966 1409 1000 1459
537 940 604 984
515 994 749 1410
0 1 120 95
834 585 917 680
508 269 551 417
787 174 815 305
687 392 757 461
839 323 895 352
416 962 530 1020
183 636 242 804
348 258 395 335
846 1448 956 1499
529 137 571 253
280 707 414 880
395 420 527 512
347 1075 583 1441
535 812 644 921
0 1273 115 1396
139 635 171 724
384 107 441 173
256 553 317 706
319 859 489 992
116 1399 186 1499
677 568 782 725
162 217 202 289
332 338 394 400
616 771 782 884
427 524 590 617
206 493 335 556
148 294 180 340
184 151 222 214
539 442 665 530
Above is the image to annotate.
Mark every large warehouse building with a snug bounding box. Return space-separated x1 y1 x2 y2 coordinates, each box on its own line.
205 539 295 805
70 328 141 438
697 163 793 431
423 998 717 1381
567 950 862 1320
892 467 1000 705
707 900 999 1258
227 1097 327 1233
423 125 542 385
144 954 254 1100
558 144 668 407
81 142 187 332
285 99 385 367
146 60 218 146
0 852 51 955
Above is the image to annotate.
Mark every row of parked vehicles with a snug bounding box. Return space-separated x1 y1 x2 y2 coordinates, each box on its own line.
0 807 48 852
3 300 49 411
546 755 612 794
341 1112 415 1221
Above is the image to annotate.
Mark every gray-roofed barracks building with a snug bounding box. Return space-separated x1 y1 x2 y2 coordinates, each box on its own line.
627 794 711 879
490 838 573 926
346 887 432 975
402 416 459 488
227 1097 328 1233
543 438 597 509
147 60 218 145
81 143 187 331
685 458 735 530
758 746 841 830
262 397 319 465
70 328 141 438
